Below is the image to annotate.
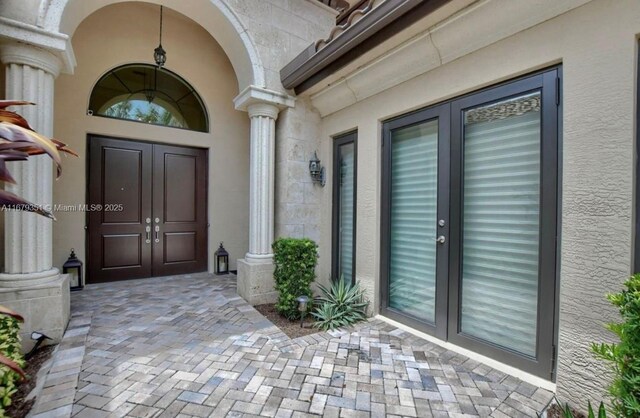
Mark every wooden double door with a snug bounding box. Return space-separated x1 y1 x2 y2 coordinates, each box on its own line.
87 136 208 283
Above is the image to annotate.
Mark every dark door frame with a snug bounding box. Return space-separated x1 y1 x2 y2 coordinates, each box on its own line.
379 67 561 380
332 131 358 284
448 69 559 379
86 134 209 283
380 103 451 341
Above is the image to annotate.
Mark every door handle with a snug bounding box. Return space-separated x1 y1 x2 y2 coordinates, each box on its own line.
435 235 446 244
155 225 160 243
145 226 151 244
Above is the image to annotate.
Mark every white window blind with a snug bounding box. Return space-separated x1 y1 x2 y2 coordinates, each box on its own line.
389 120 438 322
460 92 541 357
338 143 355 282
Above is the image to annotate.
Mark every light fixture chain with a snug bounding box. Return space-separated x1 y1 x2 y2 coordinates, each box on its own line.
159 5 163 45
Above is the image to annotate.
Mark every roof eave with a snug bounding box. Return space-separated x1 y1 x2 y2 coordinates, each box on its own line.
280 0 449 94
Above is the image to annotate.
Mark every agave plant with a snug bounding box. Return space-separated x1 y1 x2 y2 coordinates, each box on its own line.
0 100 76 219
312 278 369 331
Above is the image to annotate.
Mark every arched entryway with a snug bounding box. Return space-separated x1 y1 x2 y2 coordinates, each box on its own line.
0 0 301 342
52 2 252 281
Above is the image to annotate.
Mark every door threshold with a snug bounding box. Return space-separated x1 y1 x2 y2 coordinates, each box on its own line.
375 314 557 392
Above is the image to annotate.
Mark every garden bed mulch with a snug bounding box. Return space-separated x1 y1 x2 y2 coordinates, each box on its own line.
5 345 56 418
254 303 319 339
546 403 586 418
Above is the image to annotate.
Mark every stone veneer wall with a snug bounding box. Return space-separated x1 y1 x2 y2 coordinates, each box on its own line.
274 97 325 274
228 1 334 283
226 0 337 94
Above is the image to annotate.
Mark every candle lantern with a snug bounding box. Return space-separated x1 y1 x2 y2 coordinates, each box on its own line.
215 242 229 275
63 249 83 291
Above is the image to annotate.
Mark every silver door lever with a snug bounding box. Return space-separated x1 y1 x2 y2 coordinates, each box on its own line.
435 235 446 244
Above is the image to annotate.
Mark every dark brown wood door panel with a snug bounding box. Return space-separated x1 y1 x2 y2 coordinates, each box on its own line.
88 137 152 283
152 144 208 276
87 136 207 283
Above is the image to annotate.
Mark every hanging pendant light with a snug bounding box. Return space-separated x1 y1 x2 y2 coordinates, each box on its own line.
154 5 167 68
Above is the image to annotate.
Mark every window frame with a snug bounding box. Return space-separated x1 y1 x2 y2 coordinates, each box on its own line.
88 63 209 133
332 131 358 284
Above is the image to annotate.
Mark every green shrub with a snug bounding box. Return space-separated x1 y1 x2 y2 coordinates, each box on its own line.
272 238 318 320
0 307 25 415
312 279 368 331
591 273 640 417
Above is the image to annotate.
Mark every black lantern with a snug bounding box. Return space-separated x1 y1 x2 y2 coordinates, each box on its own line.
214 242 229 275
63 249 83 291
154 6 167 68
309 151 325 186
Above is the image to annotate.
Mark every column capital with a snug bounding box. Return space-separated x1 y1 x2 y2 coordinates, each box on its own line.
0 43 62 77
247 102 280 120
234 85 295 113
0 16 76 74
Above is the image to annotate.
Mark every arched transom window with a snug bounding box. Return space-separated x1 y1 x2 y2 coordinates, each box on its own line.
89 64 208 132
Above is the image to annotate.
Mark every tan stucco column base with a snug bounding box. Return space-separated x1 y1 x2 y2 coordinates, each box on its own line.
236 259 277 306
0 274 70 351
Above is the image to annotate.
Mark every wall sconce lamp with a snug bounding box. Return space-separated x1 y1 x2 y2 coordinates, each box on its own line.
309 152 325 187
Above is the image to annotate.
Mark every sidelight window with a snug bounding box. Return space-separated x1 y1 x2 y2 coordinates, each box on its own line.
333 132 357 284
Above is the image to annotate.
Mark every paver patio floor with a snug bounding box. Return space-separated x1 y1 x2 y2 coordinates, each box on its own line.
30 273 553 418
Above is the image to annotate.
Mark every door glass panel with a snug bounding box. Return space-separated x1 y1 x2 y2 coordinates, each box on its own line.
389 120 438 322
338 142 355 283
460 92 541 357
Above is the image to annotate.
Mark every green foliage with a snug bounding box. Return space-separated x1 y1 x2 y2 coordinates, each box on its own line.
558 400 607 418
312 279 368 331
591 273 640 417
0 310 24 416
272 238 318 320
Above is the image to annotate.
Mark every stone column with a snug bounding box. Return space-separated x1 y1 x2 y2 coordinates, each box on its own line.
0 43 70 347
234 86 294 305
246 103 278 262
0 44 59 285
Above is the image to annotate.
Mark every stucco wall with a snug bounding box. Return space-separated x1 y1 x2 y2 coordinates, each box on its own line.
53 2 250 275
313 0 638 406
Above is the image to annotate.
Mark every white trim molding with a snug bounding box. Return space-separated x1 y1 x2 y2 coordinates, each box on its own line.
0 16 75 74
308 0 592 117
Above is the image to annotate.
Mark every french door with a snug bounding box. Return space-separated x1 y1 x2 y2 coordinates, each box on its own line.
87 136 208 283
381 68 559 379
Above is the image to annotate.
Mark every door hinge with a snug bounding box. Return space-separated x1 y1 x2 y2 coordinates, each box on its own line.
555 76 561 106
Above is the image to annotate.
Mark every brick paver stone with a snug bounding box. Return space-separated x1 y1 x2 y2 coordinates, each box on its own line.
29 273 553 417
